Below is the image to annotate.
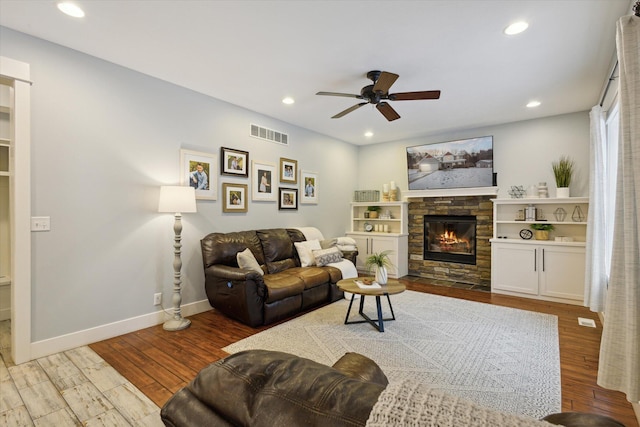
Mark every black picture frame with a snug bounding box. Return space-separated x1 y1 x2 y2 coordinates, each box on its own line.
278 187 298 210
221 147 249 177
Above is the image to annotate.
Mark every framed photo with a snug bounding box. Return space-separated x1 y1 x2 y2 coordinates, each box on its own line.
278 187 298 210
222 183 248 213
180 149 217 200
221 147 249 177
300 170 318 204
279 157 298 184
251 160 276 201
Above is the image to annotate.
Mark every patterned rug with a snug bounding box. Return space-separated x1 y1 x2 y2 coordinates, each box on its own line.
223 290 561 419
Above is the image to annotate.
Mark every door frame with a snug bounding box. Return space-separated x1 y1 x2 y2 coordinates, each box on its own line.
1 56 32 364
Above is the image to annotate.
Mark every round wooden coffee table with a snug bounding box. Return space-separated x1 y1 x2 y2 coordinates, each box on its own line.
337 278 406 332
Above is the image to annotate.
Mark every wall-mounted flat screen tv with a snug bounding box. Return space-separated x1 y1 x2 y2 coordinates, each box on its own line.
406 136 493 190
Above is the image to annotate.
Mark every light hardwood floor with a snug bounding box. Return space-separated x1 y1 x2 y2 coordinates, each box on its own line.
89 277 639 427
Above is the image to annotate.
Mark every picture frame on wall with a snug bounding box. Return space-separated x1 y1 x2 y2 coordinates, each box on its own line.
251 160 277 202
180 149 217 200
300 170 318 204
278 187 298 210
279 157 298 184
222 183 248 213
221 147 249 177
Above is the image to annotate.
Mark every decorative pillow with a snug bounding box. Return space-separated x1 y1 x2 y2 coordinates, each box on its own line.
294 240 322 267
313 247 344 267
320 238 338 249
236 248 264 276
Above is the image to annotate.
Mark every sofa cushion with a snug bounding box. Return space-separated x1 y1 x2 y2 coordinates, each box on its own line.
294 239 322 267
284 267 330 289
263 272 305 303
236 248 264 276
257 229 297 273
313 247 344 266
201 230 265 268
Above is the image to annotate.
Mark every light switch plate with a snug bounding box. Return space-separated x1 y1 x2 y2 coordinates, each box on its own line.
31 216 51 231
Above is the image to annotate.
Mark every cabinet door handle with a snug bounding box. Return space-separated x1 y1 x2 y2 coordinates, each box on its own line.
534 249 537 272
542 248 545 272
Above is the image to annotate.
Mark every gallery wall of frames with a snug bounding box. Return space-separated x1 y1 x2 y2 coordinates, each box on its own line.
180 144 319 213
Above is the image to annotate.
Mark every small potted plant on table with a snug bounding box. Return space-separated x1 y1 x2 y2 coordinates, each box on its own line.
365 250 393 285
530 223 554 240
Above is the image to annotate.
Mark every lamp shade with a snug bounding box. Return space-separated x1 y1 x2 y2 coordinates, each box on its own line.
158 186 197 213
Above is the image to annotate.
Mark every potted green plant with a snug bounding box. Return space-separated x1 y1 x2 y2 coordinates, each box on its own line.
530 223 554 240
552 156 574 198
367 205 381 219
365 250 393 285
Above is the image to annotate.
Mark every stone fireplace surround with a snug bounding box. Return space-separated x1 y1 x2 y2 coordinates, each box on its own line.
408 194 493 287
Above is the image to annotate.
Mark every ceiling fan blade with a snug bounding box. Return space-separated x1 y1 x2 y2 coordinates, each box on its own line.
376 102 401 121
332 102 368 119
389 90 441 101
372 72 399 94
316 91 362 99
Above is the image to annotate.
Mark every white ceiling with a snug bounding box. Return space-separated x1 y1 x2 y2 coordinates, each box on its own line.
0 0 632 145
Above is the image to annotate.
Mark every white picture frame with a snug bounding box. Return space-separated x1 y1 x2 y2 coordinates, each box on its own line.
180 149 217 200
251 160 276 202
300 170 318 204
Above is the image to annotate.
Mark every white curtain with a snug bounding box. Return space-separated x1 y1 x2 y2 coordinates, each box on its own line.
597 14 640 403
584 105 608 311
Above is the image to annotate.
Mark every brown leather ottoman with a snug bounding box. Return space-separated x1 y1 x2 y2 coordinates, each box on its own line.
543 412 626 426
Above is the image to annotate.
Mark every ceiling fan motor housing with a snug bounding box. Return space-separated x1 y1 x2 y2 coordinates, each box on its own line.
361 85 381 104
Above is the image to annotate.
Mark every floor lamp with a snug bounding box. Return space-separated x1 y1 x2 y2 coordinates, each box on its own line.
158 186 197 331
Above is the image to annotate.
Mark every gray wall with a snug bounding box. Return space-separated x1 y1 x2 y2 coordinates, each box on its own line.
0 28 358 342
1 26 591 351
357 111 590 199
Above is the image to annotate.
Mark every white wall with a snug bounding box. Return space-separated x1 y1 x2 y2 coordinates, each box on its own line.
357 111 590 199
0 28 358 346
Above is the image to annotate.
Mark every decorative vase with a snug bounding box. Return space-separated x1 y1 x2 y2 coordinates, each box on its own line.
369 211 379 219
556 187 570 198
535 230 549 240
375 266 388 285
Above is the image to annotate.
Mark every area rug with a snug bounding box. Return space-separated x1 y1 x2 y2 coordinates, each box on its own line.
223 290 561 419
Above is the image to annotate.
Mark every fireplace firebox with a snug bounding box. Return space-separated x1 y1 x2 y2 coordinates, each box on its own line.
424 215 477 265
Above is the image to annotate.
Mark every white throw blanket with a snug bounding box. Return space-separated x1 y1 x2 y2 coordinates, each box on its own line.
293 227 358 279
366 380 558 427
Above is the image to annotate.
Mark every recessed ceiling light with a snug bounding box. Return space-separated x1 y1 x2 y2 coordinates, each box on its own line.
364 131 374 138
504 21 529 35
57 2 85 18
282 97 295 105
527 100 541 108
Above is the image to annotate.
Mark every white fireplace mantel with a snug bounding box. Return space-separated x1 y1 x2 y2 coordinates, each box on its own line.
404 187 499 199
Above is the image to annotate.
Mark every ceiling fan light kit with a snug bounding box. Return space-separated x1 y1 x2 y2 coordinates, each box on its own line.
317 70 441 121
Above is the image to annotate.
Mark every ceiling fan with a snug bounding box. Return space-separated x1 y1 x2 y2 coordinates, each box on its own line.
316 70 441 122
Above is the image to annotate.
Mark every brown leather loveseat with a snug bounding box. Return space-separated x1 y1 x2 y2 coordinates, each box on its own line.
200 228 356 327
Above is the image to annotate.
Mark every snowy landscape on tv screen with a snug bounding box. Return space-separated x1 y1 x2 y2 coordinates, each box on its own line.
406 136 493 190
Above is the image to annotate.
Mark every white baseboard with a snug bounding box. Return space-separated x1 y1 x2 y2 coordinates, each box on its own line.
29 299 212 360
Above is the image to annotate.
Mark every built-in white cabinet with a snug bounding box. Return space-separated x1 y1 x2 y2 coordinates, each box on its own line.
490 198 588 304
346 202 408 278
492 242 585 303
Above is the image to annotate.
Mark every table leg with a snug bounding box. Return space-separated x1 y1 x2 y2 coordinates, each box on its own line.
344 293 396 332
343 293 356 324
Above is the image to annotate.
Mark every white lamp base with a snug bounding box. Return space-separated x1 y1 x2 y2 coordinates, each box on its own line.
163 317 191 331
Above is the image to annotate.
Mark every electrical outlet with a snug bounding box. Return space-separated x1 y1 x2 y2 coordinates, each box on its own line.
154 293 162 306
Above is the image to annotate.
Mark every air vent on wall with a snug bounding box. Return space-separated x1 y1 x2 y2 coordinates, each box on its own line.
250 124 289 146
